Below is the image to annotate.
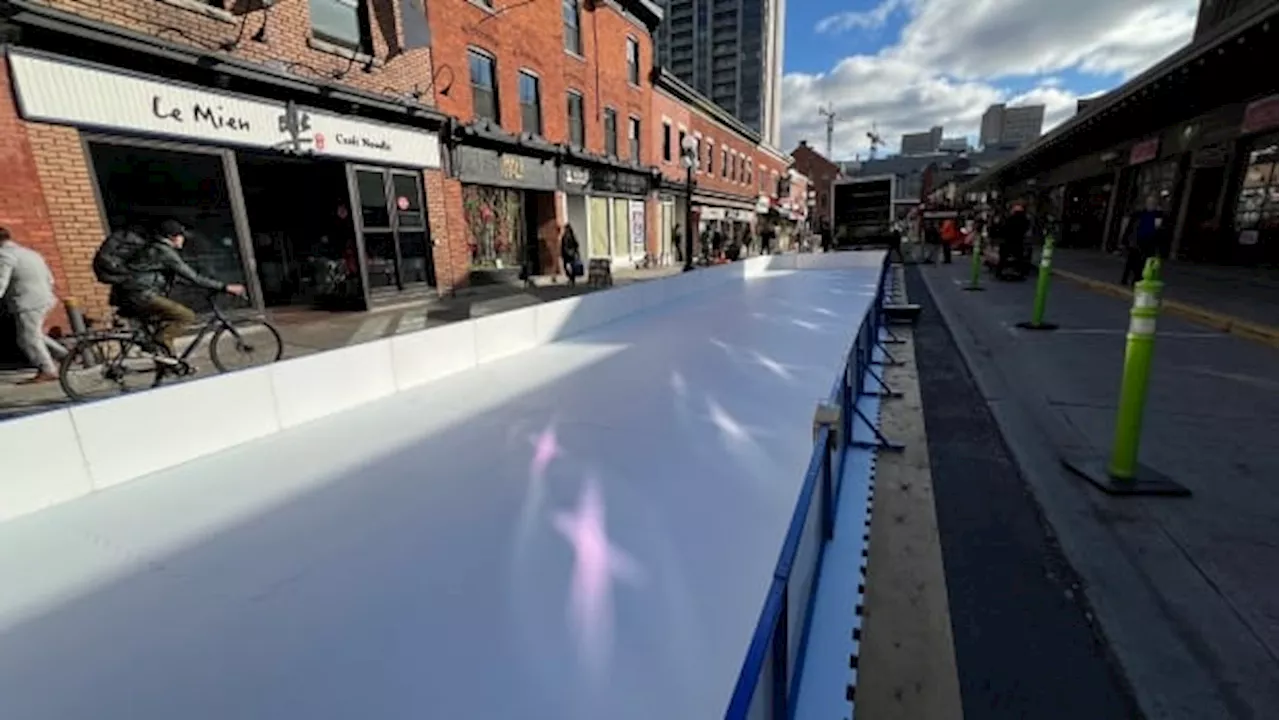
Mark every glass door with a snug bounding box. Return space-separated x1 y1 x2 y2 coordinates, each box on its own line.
348 166 436 302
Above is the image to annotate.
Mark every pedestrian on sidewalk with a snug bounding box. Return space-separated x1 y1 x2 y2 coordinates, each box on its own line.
1118 194 1167 286
0 226 68 384
560 223 582 288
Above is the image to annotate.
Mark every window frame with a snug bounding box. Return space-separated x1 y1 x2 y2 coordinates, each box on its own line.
625 36 641 86
517 69 543 136
566 89 586 148
309 0 372 53
628 115 642 162
562 0 582 56
662 121 672 163
604 107 619 158
467 47 500 123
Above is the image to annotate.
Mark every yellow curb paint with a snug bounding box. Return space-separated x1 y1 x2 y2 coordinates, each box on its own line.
1051 269 1278 348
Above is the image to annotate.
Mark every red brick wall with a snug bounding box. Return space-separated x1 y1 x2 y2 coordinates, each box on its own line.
30 0 437 102
651 89 691 184
25 123 110 322
689 115 760 201
791 142 840 227
0 58 70 329
424 167 469 292
427 0 652 163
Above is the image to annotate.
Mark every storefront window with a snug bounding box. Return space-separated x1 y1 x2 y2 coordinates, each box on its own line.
611 198 629 259
1233 139 1274 230
1128 159 1178 213
89 141 246 314
588 197 610 258
463 185 524 269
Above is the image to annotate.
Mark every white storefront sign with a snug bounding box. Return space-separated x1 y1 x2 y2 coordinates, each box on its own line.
8 51 442 169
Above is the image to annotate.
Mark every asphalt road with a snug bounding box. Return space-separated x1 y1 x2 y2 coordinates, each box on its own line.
906 265 1140 719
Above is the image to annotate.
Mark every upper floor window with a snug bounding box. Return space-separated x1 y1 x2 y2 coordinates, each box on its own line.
518 71 542 136
705 142 714 173
662 122 672 162
678 130 687 161
721 148 728 178
309 0 370 52
567 91 585 147
628 117 641 161
468 49 499 122
626 37 641 85
563 0 582 55
604 108 618 157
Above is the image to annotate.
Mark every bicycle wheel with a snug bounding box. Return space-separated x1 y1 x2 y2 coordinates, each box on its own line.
59 335 164 402
210 319 284 372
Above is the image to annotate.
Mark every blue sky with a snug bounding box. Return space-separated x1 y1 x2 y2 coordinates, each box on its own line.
779 0 1199 158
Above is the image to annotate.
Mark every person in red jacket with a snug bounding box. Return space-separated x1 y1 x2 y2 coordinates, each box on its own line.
939 217 960 264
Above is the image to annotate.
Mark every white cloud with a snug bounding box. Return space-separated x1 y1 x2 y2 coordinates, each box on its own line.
784 0 1198 159
816 0 906 34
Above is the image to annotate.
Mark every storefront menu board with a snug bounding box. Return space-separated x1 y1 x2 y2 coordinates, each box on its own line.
8 51 442 169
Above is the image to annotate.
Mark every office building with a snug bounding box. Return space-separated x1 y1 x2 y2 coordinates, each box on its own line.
980 103 1046 149
654 0 785 146
900 126 943 155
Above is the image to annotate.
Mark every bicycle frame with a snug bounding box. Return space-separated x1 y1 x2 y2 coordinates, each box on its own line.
173 302 234 363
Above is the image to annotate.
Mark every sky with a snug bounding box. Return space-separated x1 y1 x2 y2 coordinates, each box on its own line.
781 0 1201 159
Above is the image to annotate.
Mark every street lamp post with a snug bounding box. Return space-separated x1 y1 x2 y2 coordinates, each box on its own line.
680 135 697 272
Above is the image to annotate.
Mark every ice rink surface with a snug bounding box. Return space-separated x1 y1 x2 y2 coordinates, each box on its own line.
0 266 879 720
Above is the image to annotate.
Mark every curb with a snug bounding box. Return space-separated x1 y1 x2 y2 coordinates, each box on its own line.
1051 269 1278 348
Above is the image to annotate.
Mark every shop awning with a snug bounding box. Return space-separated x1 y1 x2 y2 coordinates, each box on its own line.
969 3 1277 190
1 0 450 128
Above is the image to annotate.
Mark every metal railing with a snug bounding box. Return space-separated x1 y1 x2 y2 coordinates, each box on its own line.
724 254 901 720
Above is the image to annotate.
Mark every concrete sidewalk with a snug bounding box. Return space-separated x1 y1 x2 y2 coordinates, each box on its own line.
0 266 679 420
1050 249 1277 345
917 261 1277 720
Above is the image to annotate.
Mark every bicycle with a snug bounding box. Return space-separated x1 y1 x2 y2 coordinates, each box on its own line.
58 291 284 402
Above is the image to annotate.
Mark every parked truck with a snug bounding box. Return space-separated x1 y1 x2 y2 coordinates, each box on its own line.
830 174 896 249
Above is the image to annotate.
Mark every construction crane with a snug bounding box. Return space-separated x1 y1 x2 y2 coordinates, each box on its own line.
866 123 884 160
818 104 837 158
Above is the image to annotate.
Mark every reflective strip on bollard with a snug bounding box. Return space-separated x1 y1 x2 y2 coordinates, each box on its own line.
1128 317 1157 336
1134 291 1159 309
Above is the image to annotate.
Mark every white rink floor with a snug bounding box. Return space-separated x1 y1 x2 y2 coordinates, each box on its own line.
0 267 880 720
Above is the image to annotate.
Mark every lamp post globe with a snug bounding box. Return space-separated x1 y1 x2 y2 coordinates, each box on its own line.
680 136 698 271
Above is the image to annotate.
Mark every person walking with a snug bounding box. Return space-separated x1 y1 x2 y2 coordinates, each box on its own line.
0 226 68 384
1118 194 1166 286
560 223 582 288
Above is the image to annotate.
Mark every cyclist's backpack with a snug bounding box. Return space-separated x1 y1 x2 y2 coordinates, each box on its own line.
92 230 148 285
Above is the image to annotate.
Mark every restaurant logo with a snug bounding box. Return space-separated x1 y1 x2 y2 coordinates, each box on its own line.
277 101 314 154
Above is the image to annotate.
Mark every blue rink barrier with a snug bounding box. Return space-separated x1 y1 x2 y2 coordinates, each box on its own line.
725 255 901 720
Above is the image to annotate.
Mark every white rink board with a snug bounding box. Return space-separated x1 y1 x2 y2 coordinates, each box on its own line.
0 257 882 720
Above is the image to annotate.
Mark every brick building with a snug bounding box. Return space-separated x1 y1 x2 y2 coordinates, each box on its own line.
0 0 452 329
427 0 664 276
651 68 791 256
0 0 794 361
790 140 841 234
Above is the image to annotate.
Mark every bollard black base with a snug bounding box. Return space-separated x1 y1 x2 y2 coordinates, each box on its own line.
1061 455 1191 497
1016 321 1059 331
962 285 986 292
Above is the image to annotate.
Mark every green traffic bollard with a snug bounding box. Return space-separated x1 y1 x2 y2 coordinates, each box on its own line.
963 233 984 291
1061 257 1189 496
1108 257 1162 480
1017 234 1059 330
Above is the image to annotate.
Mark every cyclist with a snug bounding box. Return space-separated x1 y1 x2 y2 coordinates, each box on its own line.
98 220 246 360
